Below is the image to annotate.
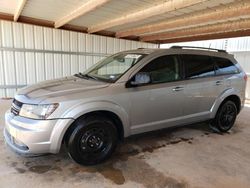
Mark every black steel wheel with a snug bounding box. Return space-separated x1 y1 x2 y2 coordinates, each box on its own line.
66 115 117 165
213 100 237 132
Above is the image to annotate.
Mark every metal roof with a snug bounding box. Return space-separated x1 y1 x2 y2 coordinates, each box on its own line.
0 0 249 44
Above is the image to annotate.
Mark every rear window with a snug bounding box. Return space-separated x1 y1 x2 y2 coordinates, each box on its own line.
213 57 239 75
182 55 215 79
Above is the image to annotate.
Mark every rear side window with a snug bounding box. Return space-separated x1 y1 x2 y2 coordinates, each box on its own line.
213 57 239 75
182 55 215 79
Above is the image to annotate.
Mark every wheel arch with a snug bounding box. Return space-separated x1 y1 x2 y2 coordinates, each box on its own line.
49 101 129 153
211 89 242 118
63 110 125 144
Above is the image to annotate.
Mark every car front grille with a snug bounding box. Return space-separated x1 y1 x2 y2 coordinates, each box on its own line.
11 99 23 116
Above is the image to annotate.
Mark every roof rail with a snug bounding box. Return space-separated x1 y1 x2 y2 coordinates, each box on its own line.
170 46 227 53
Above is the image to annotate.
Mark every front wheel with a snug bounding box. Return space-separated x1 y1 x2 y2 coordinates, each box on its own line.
212 100 238 132
66 115 118 165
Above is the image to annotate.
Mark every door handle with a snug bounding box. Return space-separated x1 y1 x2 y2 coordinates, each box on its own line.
215 80 223 86
172 86 184 91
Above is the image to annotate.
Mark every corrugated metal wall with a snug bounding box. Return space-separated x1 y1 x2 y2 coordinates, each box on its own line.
0 20 157 98
161 37 250 99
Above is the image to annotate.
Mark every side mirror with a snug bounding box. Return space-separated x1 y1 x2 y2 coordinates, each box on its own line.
126 72 151 87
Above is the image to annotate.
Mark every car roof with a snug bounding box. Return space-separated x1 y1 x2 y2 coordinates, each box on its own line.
124 47 233 59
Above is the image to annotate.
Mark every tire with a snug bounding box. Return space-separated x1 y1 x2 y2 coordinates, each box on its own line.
66 115 118 165
213 100 237 132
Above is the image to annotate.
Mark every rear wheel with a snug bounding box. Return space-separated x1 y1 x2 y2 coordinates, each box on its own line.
213 100 237 132
66 115 118 165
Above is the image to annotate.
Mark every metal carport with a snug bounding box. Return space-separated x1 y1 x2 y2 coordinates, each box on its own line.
0 0 249 97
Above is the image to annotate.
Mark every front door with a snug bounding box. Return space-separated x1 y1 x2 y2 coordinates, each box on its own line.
128 55 185 135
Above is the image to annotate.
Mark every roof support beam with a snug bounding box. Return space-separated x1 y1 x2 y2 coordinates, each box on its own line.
157 29 250 44
141 19 250 42
14 0 27 21
54 0 111 28
117 2 250 38
88 0 209 33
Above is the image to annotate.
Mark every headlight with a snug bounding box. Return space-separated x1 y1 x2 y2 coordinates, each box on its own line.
19 103 59 119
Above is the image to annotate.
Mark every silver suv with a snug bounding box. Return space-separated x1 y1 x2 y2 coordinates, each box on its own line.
4 46 247 165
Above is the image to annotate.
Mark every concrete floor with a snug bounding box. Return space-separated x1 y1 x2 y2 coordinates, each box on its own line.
1 99 250 188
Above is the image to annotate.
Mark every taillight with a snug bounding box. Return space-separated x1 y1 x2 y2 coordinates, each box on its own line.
244 74 248 81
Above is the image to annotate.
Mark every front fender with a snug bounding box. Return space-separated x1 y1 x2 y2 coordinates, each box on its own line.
210 88 241 118
49 101 130 153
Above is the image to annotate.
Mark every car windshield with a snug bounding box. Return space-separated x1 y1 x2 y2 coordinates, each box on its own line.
76 53 146 83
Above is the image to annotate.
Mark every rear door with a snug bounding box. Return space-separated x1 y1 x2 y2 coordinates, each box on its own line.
180 54 221 121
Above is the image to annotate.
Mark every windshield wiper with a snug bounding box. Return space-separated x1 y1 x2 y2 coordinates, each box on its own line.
74 72 98 81
74 72 87 79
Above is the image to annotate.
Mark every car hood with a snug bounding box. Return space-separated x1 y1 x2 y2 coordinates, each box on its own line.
17 76 110 101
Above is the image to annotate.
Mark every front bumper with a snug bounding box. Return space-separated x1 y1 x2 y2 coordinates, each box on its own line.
4 110 73 155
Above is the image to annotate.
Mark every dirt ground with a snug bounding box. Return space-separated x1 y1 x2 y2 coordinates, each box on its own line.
0 99 250 188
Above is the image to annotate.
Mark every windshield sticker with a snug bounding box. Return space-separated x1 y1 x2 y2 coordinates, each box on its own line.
125 54 142 59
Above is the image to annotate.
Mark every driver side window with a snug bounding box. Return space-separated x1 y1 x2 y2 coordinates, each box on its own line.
139 55 181 84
